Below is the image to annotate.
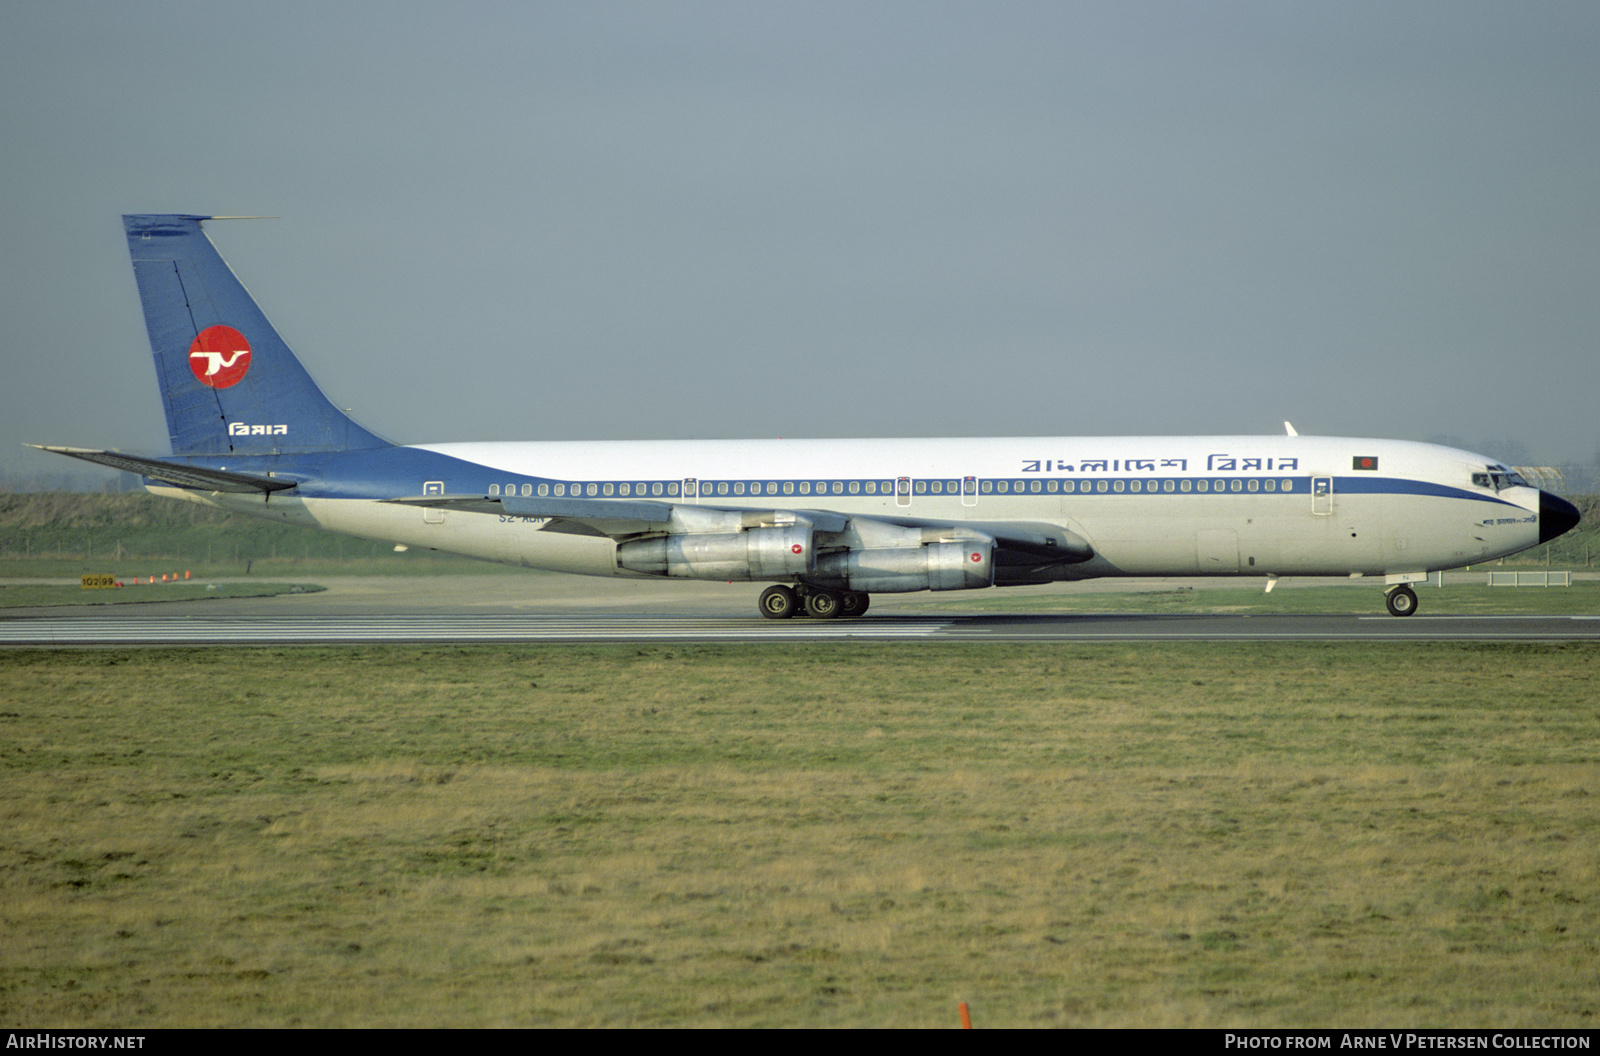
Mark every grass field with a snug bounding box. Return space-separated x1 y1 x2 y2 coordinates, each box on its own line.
0 582 325 609
2 643 1597 1027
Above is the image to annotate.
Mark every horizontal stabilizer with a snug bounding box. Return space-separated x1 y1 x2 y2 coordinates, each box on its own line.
27 445 297 494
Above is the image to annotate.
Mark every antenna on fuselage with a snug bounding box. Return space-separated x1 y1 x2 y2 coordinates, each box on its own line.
1284 421 1299 437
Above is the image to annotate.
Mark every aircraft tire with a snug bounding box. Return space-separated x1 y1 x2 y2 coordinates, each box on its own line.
839 591 870 618
803 590 843 619
1385 585 1418 617
758 585 799 620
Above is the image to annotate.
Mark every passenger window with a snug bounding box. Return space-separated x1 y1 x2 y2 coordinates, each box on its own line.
849 481 860 494
865 481 877 495
554 483 566 496
666 482 678 496
1281 480 1292 492
980 480 993 494
1113 480 1125 493
783 481 794 495
538 484 549 497
587 483 598 496
1164 480 1175 492
1046 480 1058 493
1231 479 1243 492
1197 480 1208 493
489 484 499 496
522 484 532 496
1248 479 1259 492
603 483 614 496
1062 481 1075 493
1096 480 1108 493
1129 480 1141 493
799 481 811 495
1180 480 1191 492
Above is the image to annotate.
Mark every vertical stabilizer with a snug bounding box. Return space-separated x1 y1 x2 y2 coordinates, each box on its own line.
124 214 388 455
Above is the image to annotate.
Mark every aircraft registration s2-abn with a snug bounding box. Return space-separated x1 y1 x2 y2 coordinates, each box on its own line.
34 214 1582 618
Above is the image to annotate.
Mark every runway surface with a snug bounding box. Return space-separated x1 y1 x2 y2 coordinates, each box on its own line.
4 612 1598 646
4 575 1596 645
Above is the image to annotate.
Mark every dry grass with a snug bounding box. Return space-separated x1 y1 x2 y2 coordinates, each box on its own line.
1 643 1597 1027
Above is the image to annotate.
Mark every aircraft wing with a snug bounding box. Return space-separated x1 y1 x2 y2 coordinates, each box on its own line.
387 493 852 538
385 493 1092 563
27 445 299 494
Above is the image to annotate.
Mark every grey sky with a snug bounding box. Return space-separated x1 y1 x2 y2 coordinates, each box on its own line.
4 1 1598 483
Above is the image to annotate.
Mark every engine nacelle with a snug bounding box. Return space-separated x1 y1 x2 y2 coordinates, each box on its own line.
616 525 814 580
812 540 994 593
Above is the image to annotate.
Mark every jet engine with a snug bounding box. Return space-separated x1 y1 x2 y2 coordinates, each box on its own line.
812 539 994 593
616 525 814 580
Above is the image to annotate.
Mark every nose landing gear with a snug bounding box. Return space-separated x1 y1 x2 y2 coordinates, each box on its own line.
1385 584 1418 617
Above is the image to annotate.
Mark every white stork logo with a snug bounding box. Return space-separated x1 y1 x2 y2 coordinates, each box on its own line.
187 326 252 388
192 349 248 376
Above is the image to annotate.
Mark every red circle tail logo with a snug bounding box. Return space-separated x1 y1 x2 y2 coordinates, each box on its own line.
188 326 252 388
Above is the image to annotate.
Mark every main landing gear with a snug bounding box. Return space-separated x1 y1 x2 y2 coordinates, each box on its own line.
1385 584 1418 617
757 584 870 620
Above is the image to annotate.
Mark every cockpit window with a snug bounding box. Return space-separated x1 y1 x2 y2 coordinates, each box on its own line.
1477 465 1529 492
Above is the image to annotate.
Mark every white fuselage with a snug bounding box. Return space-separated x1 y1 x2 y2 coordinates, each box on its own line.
158 434 1547 587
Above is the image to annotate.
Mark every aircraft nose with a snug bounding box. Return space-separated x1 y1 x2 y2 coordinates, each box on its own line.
1539 491 1581 544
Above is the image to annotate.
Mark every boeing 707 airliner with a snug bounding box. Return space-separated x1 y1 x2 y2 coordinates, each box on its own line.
33 215 1581 618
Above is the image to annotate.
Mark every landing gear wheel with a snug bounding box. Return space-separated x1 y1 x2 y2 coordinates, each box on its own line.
758 585 798 620
1385 585 1418 617
803 590 843 619
839 591 870 618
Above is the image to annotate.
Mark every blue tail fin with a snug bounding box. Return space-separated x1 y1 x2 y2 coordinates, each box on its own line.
124 214 389 456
